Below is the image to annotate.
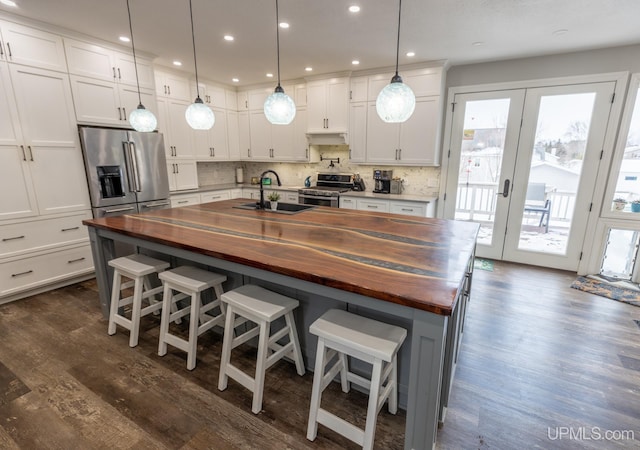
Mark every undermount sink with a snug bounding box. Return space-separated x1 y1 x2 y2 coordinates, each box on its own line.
234 202 316 214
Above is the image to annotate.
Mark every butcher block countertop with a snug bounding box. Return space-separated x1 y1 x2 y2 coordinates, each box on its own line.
83 199 478 315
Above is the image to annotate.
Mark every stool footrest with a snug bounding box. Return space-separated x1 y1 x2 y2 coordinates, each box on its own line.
224 363 254 392
265 341 294 371
317 408 365 446
231 325 260 349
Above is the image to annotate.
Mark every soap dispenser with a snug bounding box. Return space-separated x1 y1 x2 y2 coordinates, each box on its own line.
304 176 311 187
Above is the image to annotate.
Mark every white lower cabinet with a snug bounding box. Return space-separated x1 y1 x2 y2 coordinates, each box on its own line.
200 191 231 203
170 193 200 208
389 201 431 217
340 196 435 217
0 243 94 299
167 161 198 191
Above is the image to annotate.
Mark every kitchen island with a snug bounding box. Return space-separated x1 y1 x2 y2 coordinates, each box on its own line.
83 199 478 450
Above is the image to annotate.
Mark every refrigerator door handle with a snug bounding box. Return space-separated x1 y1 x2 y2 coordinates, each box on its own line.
128 141 142 192
122 141 136 192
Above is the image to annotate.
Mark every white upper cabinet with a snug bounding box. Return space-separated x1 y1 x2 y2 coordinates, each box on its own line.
193 81 226 109
225 89 237 111
350 77 368 103
306 77 349 132
64 38 154 89
156 97 195 159
0 20 66 72
155 69 191 101
367 67 443 100
227 110 241 160
192 107 229 161
349 102 367 163
0 62 22 146
238 111 251 159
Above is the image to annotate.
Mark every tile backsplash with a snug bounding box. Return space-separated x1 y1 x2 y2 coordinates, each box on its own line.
197 145 441 197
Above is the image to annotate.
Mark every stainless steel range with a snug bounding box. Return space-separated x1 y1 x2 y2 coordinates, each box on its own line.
298 173 354 207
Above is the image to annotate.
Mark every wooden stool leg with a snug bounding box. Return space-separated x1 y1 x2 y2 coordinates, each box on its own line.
306 338 327 441
218 306 235 391
158 283 173 357
108 271 122 336
339 352 350 393
285 311 305 376
186 291 201 371
363 359 384 450
388 357 398 414
128 277 144 347
252 320 270 414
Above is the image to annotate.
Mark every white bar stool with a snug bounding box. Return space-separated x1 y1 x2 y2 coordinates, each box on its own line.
107 253 170 348
157 266 227 370
217 284 305 414
306 309 407 450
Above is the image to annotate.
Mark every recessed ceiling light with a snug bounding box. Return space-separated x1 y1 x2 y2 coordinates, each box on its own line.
472 41 484 47
352 60 360 65
305 67 313 72
266 73 274 78
349 5 360 13
553 29 569 36
232 78 239 83
0 0 17 7
224 35 234 41
279 22 289 29
406 51 415 57
119 36 130 43
173 60 182 66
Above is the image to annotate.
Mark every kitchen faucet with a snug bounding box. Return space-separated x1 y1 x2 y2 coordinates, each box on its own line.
258 170 282 209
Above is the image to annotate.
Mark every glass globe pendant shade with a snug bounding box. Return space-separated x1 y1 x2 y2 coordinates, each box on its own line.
129 104 157 132
264 86 296 125
376 75 416 123
185 97 215 130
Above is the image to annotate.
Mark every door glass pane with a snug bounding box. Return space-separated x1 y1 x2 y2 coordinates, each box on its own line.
454 98 510 246
517 93 596 254
600 228 639 279
611 87 640 211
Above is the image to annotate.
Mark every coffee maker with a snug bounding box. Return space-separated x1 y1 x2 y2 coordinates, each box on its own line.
373 169 392 194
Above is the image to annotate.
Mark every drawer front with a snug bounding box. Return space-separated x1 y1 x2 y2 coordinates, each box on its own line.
340 197 357 209
0 245 94 297
357 199 389 213
282 192 299 203
0 212 92 258
170 194 200 208
390 202 427 217
200 191 231 203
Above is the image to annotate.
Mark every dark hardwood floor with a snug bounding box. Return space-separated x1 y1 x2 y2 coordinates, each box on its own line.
0 261 639 449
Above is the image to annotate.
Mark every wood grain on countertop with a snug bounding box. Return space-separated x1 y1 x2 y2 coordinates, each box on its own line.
83 199 478 315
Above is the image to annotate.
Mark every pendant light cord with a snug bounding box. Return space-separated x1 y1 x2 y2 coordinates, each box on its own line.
126 0 143 106
395 0 402 77
188 0 202 99
275 0 281 88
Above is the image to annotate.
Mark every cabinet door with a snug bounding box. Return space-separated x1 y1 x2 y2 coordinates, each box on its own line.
389 201 428 217
397 96 440 165
0 63 23 146
271 121 294 161
365 102 400 164
166 99 195 157
0 21 66 72
225 90 238 111
114 52 154 89
10 65 77 147
349 102 367 163
306 82 327 132
64 38 115 81
227 110 241 160
326 78 349 131
357 199 389 213
210 108 229 159
0 145 38 220
155 70 191 101
238 111 251 159
69 75 121 125
168 161 198 191
248 110 272 160
28 145 91 215
156 98 174 159
118 85 158 126
291 108 309 161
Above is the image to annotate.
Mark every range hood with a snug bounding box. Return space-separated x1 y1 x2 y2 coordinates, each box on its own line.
306 131 348 145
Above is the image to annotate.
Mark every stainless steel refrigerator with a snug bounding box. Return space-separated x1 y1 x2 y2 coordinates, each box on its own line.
79 127 171 218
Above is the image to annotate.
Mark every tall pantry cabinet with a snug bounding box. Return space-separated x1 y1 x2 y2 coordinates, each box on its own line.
0 20 93 302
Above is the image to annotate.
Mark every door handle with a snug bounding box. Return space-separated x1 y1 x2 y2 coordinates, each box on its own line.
499 179 510 198
128 142 141 192
123 142 136 192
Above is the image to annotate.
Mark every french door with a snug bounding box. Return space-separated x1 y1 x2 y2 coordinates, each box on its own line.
444 82 616 270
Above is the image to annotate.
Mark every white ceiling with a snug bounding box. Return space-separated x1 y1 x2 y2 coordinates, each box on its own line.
2 0 640 87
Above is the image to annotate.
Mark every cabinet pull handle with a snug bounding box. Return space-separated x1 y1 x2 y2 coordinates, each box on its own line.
67 257 86 264
248 148 251 157
178 200 188 204
117 107 122 120
2 235 25 242
6 42 11 58
167 85 171 95
401 208 412 212
398 148 401 160
175 164 179 173
28 146 33 161
367 205 378 209
113 67 117 79
117 68 121 79
122 107 126 119
61 226 79 232
164 85 168 95
0 42 3 57
20 145 26 161
11 270 33 277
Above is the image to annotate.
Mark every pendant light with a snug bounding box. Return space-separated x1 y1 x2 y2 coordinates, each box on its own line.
376 0 415 123
185 0 215 130
264 0 296 125
125 0 157 132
